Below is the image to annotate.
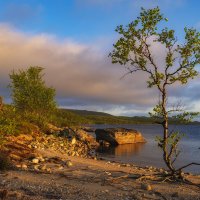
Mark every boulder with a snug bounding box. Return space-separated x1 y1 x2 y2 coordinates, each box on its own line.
95 128 146 146
75 129 99 147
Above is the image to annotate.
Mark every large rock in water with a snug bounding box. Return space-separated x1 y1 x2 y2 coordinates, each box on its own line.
95 128 146 146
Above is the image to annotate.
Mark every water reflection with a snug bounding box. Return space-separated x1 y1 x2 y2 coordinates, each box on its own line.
97 143 145 157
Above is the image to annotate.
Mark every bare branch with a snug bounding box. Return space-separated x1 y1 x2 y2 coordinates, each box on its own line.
176 162 200 172
120 67 140 80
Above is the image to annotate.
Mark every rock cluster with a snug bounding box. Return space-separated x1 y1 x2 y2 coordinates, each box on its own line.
1 125 98 170
29 133 91 157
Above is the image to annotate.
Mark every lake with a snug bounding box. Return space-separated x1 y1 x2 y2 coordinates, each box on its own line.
91 124 200 174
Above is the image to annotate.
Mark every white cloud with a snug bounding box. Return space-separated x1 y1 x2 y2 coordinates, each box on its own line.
0 24 156 107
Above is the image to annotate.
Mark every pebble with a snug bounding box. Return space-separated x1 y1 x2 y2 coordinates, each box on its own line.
141 183 152 191
21 164 28 169
41 165 47 171
66 161 73 167
105 171 112 176
34 165 39 170
71 152 76 157
58 166 64 170
159 168 164 173
10 153 21 160
32 158 39 164
46 168 51 173
71 138 76 145
38 157 45 162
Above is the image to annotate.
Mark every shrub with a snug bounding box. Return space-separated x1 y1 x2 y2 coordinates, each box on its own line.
9 66 56 117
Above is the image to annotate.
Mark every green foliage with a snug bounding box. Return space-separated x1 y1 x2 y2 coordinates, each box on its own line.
172 112 200 123
149 104 164 119
9 66 56 116
110 7 200 89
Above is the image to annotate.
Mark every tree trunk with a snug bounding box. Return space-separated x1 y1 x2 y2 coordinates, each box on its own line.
161 88 174 173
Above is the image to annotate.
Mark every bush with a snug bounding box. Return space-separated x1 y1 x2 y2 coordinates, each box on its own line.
9 66 56 116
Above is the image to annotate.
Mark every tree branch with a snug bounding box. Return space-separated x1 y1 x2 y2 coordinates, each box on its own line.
176 162 200 172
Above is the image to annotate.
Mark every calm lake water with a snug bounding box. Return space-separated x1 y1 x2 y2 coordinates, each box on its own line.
91 124 200 174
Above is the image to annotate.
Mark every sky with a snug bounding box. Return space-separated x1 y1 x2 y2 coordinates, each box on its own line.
0 0 200 116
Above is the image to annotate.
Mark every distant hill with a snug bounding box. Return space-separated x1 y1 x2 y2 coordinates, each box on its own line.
67 109 112 117
62 109 154 124
57 108 200 125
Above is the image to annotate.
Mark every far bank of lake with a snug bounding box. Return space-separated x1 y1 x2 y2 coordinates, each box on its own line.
91 124 200 174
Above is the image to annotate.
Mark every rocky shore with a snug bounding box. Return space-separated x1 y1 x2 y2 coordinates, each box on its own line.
0 126 199 200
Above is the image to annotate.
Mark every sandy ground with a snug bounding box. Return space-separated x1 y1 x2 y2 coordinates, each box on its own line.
0 149 200 200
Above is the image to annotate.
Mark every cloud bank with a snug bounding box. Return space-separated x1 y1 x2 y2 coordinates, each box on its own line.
0 24 199 115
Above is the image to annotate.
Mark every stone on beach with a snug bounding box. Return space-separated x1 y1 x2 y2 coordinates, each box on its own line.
95 128 146 146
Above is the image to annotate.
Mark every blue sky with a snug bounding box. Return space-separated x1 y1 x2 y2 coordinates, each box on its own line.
0 0 199 41
0 0 200 116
